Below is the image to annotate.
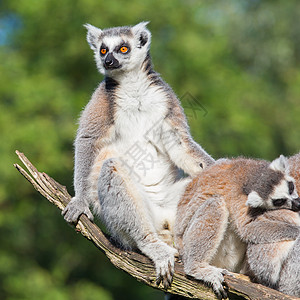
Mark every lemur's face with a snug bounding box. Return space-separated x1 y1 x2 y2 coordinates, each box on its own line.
84 22 151 76
246 155 300 212
268 177 300 211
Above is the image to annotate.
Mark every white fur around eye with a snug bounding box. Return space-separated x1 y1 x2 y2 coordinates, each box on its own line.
246 191 263 207
286 176 299 198
270 180 289 200
102 36 125 51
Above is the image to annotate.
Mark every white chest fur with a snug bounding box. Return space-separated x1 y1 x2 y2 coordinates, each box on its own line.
114 73 168 140
111 72 179 197
211 223 247 272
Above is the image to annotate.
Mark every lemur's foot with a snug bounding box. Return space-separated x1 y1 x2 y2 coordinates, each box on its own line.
188 266 229 299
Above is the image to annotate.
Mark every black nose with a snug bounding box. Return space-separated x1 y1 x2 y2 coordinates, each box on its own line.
104 53 120 70
292 198 300 212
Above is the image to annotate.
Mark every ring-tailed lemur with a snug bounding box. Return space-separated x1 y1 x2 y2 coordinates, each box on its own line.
246 152 300 297
174 155 300 299
62 22 214 288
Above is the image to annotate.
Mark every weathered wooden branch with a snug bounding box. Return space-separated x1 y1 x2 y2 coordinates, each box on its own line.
14 150 298 300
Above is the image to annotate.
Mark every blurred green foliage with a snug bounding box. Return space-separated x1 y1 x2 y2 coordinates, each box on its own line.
1 0 300 299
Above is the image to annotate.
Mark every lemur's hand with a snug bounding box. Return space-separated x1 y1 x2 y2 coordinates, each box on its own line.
62 196 94 223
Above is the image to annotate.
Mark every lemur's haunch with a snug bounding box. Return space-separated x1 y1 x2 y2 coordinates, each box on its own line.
62 22 214 288
175 155 300 299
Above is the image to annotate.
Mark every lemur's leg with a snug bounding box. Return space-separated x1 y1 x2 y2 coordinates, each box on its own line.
98 158 178 289
179 196 230 299
246 241 295 289
277 236 300 296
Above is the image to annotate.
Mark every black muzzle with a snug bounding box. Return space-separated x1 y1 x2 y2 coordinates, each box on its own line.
104 53 120 70
291 197 300 212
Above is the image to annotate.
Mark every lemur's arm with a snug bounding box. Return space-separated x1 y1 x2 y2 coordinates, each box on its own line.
63 130 97 222
73 133 96 199
236 210 300 244
162 98 214 176
63 83 114 223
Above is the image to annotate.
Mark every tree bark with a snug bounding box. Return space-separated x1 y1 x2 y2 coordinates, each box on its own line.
14 150 298 300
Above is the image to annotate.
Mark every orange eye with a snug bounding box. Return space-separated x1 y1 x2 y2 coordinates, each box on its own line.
120 46 128 53
100 48 107 55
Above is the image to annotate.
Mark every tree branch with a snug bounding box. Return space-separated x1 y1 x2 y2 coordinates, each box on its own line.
14 150 298 300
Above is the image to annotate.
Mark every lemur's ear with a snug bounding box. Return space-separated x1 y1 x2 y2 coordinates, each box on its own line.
132 21 151 48
84 24 102 51
270 155 289 174
246 191 263 207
